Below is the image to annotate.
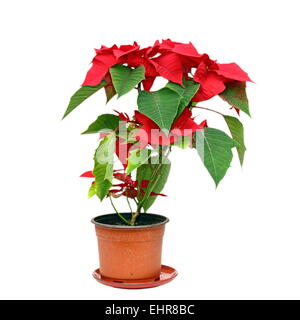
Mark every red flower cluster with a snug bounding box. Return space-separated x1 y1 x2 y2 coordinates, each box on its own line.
80 170 166 199
110 172 166 198
113 109 207 153
82 39 252 101
134 108 207 148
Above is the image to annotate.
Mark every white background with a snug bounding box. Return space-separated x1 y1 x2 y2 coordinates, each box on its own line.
1 0 300 300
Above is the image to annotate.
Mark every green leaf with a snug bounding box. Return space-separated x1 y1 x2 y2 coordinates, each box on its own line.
173 135 192 149
82 114 120 134
93 164 113 200
63 80 107 119
166 80 200 117
136 156 171 211
137 88 181 131
94 132 116 166
93 133 116 200
118 126 139 144
219 82 250 116
88 182 97 199
195 128 236 186
105 84 116 103
110 65 145 97
224 115 246 165
126 148 152 175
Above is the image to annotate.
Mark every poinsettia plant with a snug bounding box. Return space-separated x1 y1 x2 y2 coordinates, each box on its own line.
63 40 252 226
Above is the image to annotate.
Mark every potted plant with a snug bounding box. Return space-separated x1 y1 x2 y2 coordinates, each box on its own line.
63 39 252 288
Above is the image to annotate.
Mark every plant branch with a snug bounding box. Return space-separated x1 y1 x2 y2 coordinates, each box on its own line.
137 82 141 93
129 147 170 226
126 196 133 214
109 194 130 225
129 189 138 206
193 105 225 117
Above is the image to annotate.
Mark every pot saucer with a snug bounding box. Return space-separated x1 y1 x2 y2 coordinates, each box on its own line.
92 265 178 289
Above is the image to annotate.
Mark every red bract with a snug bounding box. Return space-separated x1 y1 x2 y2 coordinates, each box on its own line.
81 39 251 102
112 42 140 60
199 119 208 128
82 43 140 86
82 46 117 86
151 52 183 85
80 170 164 199
135 108 202 148
192 59 252 102
80 171 94 178
193 72 226 102
114 172 134 185
114 110 130 122
142 77 156 91
110 172 166 199
115 137 133 169
159 40 208 79
214 63 252 82
126 45 159 91
159 39 202 59
122 188 166 199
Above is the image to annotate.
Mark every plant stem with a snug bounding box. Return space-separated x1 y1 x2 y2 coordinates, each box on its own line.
109 194 130 225
126 196 133 214
137 82 141 93
129 166 162 226
129 147 170 226
193 106 225 116
129 211 140 226
144 148 170 206
139 164 162 208
129 189 138 206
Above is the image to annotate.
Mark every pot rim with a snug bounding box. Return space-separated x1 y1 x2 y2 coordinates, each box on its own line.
91 213 169 229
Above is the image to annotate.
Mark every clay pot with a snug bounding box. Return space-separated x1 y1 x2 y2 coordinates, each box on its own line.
92 213 169 281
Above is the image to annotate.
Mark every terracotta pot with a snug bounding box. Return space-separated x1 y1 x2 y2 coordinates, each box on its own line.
92 213 169 281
